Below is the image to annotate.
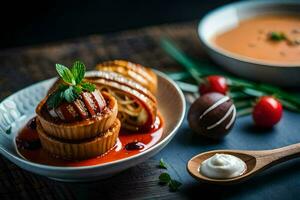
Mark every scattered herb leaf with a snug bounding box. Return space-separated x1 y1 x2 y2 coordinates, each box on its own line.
168 179 182 191
159 173 171 184
269 32 286 41
159 158 168 169
158 159 182 192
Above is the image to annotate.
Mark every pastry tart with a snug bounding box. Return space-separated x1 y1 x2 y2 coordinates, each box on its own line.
36 91 118 140
37 118 120 160
85 71 157 132
35 61 121 160
96 60 157 94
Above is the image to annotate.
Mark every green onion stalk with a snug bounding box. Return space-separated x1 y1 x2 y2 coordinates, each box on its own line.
160 37 300 116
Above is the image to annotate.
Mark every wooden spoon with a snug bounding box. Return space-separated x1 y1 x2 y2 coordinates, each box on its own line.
187 143 300 185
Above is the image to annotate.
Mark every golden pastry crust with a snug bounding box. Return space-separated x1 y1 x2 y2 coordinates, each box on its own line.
36 92 118 140
37 118 121 160
96 60 157 94
87 77 157 132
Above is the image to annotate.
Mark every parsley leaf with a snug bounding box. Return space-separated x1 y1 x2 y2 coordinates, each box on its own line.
56 64 76 85
159 173 171 184
81 81 96 92
159 158 168 169
71 61 86 84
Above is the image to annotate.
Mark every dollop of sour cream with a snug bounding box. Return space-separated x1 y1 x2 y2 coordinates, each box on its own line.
200 153 246 179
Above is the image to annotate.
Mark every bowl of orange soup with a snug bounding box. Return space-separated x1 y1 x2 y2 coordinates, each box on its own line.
198 0 300 86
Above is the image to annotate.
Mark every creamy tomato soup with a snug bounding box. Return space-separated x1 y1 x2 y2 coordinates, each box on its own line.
214 15 300 65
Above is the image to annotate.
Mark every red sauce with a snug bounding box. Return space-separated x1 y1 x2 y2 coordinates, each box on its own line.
16 115 163 167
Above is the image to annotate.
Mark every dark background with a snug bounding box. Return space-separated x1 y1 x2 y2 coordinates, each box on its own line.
1 0 236 49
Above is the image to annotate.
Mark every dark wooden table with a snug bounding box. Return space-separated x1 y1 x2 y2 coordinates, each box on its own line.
1 21 300 200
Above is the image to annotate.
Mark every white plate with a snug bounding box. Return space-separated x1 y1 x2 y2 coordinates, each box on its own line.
198 0 300 86
0 70 186 182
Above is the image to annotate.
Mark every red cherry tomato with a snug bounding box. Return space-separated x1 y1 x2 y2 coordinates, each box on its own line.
252 96 283 128
199 75 228 95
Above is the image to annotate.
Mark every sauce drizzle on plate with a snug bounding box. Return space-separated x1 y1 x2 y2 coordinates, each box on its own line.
16 115 163 167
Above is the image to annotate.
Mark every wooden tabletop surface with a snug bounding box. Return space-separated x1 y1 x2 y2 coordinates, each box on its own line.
1 21 300 200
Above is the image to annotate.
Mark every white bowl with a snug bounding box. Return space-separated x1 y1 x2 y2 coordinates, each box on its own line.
198 0 300 87
0 70 186 182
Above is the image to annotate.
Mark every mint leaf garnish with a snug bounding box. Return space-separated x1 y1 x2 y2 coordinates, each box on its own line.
71 61 86 84
64 86 78 103
159 158 168 169
73 85 83 94
159 173 171 184
56 64 76 85
81 82 96 92
47 61 96 108
58 84 69 91
46 90 64 109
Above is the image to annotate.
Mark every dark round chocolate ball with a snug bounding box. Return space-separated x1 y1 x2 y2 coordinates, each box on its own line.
188 92 236 139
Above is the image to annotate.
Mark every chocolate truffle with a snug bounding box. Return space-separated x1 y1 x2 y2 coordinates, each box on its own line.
188 92 236 139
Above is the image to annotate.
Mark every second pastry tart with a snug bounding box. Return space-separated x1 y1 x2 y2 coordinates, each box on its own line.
37 118 121 160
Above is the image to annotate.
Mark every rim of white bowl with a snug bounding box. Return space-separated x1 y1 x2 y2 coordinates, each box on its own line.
198 0 300 68
0 70 186 171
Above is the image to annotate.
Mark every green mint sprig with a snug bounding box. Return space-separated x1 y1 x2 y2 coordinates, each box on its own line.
158 158 182 191
46 61 96 109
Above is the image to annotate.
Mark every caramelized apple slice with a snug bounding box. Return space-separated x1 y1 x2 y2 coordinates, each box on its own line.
47 89 106 123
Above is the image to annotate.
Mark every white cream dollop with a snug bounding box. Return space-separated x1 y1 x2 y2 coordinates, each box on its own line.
199 153 246 179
